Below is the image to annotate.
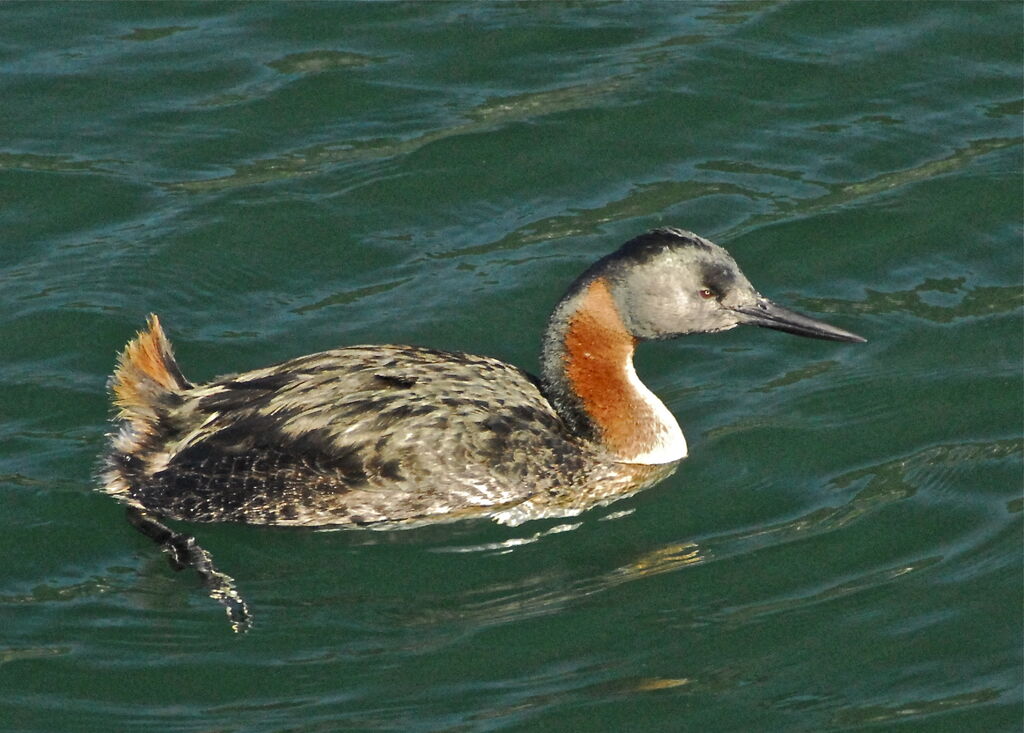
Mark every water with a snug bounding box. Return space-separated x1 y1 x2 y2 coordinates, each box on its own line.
1 2 1021 730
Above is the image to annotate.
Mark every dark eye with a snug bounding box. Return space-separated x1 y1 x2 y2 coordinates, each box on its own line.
698 288 715 299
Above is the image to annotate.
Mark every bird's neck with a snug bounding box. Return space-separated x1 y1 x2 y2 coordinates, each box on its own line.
540 277 687 465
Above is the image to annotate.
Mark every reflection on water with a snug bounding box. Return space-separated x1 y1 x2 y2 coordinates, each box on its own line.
0 645 69 665
29 437 1009 641
33 437 1008 644
708 555 943 626
432 521 583 554
396 438 1017 633
118 26 194 42
266 50 381 74
830 688 1003 727
0 152 115 174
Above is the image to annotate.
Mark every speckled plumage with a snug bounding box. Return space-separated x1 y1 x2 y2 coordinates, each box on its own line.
105 342 652 526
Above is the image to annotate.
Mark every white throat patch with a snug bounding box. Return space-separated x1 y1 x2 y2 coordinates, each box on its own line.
622 359 688 464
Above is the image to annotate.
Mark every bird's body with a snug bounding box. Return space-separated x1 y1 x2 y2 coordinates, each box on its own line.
104 340 675 527
101 228 864 529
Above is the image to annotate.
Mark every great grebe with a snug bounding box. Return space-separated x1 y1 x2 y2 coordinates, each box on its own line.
101 227 864 628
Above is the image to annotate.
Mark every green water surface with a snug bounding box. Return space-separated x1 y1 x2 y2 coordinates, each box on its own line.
0 2 1021 731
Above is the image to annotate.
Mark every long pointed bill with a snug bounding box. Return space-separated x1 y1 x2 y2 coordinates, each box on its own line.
733 298 866 343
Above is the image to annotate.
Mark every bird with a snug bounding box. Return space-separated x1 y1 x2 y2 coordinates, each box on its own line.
100 227 865 629
101 227 865 531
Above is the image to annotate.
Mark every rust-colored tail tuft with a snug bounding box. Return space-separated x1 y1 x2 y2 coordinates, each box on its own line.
111 314 191 423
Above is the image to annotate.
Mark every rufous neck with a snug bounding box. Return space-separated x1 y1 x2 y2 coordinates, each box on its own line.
540 277 687 464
